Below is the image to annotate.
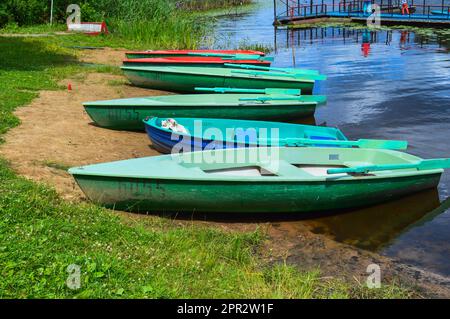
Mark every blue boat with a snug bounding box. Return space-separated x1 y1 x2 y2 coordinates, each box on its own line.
143 117 408 154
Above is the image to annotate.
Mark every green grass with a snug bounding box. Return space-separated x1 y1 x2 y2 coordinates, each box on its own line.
0 22 67 34
0 34 415 299
178 0 253 11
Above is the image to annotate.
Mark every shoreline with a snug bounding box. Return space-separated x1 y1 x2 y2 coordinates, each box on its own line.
1 46 449 298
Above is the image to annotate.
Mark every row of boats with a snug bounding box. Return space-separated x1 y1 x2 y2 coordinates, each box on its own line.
69 49 450 214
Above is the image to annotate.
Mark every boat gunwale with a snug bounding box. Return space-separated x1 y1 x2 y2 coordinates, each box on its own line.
68 147 444 182
82 95 325 107
69 168 443 183
121 66 316 83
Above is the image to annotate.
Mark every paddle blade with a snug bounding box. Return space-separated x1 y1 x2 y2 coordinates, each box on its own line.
418 158 450 170
358 139 408 150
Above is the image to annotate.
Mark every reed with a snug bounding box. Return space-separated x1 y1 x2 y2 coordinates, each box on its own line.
0 0 251 48
177 0 253 11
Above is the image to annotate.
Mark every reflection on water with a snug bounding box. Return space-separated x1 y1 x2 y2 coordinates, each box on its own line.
211 1 450 276
306 189 441 251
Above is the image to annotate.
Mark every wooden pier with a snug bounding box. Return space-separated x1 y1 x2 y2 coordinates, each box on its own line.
273 0 450 27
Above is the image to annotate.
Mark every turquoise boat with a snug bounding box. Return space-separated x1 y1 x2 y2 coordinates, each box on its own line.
68 147 450 213
144 117 408 154
121 66 325 94
431 10 450 16
83 88 326 131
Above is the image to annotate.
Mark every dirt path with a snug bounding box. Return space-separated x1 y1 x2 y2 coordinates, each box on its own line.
1 47 449 298
0 49 165 201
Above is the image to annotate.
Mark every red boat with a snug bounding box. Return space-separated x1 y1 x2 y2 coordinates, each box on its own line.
125 49 266 59
123 57 271 68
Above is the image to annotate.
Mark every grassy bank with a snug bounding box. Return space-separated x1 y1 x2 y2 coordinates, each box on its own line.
0 35 414 298
0 0 255 49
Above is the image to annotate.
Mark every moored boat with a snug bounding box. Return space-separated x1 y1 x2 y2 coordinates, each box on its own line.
144 117 408 154
125 49 266 59
431 9 450 16
83 88 326 131
123 57 272 68
121 66 325 94
68 147 450 213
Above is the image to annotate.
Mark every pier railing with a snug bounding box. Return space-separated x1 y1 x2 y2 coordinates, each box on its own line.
274 0 450 23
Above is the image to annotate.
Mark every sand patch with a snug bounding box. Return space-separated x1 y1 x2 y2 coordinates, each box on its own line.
0 71 167 201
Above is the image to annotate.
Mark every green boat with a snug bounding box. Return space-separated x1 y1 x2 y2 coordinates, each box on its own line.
68 147 450 213
83 89 326 131
121 66 325 94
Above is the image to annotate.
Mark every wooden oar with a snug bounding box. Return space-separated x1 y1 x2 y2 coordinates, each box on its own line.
327 159 450 175
227 55 275 62
224 63 319 75
283 138 408 150
231 70 327 81
239 97 309 102
195 87 301 95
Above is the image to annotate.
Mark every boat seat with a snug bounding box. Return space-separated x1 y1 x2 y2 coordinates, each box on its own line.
343 161 372 168
261 160 311 177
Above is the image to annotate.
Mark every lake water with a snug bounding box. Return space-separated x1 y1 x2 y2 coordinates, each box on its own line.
209 0 450 276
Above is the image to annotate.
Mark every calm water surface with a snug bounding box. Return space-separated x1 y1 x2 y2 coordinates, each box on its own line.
209 1 450 276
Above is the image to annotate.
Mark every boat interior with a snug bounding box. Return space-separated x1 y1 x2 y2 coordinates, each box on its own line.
176 147 418 180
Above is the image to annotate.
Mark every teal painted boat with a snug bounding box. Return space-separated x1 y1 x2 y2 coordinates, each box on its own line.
431 10 450 16
68 147 450 213
83 89 326 131
121 66 325 94
144 117 408 154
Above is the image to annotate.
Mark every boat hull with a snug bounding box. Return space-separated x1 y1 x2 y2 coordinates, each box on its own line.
72 173 441 213
126 50 265 59
144 118 344 154
123 68 315 94
123 59 271 68
84 103 317 131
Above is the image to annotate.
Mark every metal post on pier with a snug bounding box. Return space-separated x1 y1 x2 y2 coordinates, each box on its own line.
273 0 277 23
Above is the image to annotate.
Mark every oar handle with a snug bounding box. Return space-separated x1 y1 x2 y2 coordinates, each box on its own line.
285 138 355 147
284 138 408 150
195 87 265 93
231 70 326 81
224 63 319 75
328 164 416 175
239 97 306 102
188 52 262 60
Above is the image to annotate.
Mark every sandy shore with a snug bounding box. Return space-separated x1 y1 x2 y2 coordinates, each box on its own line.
1 47 449 298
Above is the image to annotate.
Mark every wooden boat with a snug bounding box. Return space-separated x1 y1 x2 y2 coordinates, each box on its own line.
83 88 326 131
121 66 325 94
68 147 450 213
123 57 272 68
125 49 266 59
144 117 408 154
